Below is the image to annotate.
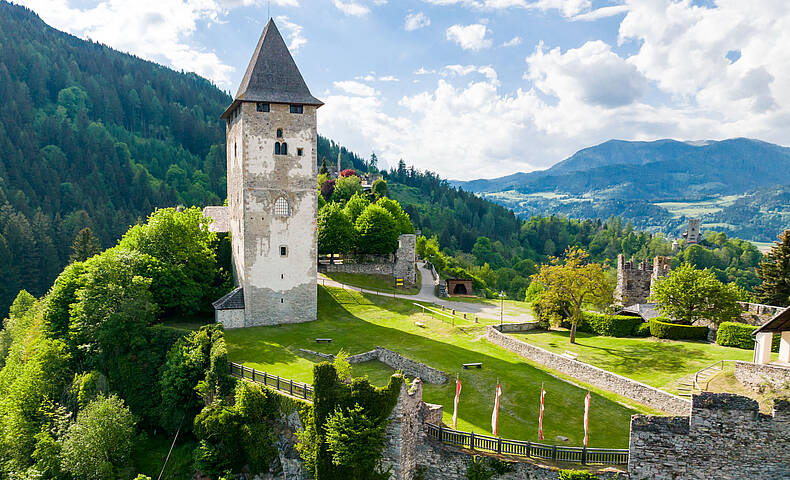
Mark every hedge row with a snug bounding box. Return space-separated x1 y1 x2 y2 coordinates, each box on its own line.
716 322 781 352
577 312 644 337
649 318 709 340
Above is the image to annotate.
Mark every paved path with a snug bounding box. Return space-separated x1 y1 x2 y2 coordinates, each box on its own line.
319 262 534 323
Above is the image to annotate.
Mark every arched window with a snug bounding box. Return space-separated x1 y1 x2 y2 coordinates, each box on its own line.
281 142 288 155
274 197 290 217
274 142 281 155
276 128 283 138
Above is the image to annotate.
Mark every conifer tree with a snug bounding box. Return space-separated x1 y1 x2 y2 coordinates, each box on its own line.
320 157 329 175
756 230 790 306
69 227 102 263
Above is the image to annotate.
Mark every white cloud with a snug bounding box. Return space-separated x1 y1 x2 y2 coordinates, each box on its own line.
219 0 298 6
333 0 370 16
405 11 431 31
423 0 594 17
525 40 646 108
378 75 400 82
446 23 492 51
333 80 379 96
275 16 307 52
502 36 522 47
17 0 237 86
570 5 628 21
444 64 499 83
414 67 437 75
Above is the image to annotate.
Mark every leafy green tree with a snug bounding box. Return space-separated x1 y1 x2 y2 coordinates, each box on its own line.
650 263 745 325
532 248 608 343
375 197 414 235
756 230 790 306
344 192 371 223
371 178 387 199
159 324 234 433
118 207 227 315
69 227 102 263
324 404 388 478
331 176 363 204
354 205 399 255
318 203 355 263
60 395 135 480
320 158 329 175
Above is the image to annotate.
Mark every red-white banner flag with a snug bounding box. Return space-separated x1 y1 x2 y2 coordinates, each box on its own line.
584 390 591 447
491 380 502 436
538 385 545 440
452 377 461 429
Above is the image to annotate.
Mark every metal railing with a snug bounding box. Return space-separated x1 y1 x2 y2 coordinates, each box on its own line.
425 423 628 466
693 359 734 392
229 362 313 401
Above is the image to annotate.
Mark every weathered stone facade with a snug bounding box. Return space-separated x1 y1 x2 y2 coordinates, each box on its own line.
228 101 318 327
628 393 790 479
737 301 785 325
734 360 790 391
614 255 671 306
318 234 417 284
486 326 690 415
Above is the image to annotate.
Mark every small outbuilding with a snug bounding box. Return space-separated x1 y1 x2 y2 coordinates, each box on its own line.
751 307 790 365
445 278 473 296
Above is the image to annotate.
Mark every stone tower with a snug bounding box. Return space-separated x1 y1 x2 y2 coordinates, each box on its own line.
684 218 701 245
210 19 322 328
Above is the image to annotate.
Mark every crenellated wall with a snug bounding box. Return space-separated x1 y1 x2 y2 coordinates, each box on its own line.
318 234 417 284
628 393 790 479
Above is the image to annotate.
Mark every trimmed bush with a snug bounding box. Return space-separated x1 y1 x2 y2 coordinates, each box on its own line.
634 322 652 337
558 470 596 480
716 322 781 352
581 312 643 337
716 322 757 349
649 318 709 340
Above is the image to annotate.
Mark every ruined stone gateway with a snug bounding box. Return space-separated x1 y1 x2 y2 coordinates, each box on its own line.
207 19 321 328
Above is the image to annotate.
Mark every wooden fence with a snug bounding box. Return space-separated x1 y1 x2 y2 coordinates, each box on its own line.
229 362 313 401
425 423 628 466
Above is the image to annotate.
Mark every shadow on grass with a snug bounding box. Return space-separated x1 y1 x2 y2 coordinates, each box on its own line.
226 286 637 447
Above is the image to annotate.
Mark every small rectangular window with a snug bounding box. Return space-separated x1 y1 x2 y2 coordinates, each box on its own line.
297 148 304 156
280 246 287 257
289 104 304 114
257 102 270 112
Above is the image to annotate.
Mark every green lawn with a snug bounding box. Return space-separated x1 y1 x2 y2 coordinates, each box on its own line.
322 272 421 295
225 286 644 448
443 296 534 319
510 329 770 394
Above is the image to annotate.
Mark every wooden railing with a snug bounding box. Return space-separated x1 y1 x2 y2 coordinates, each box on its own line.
229 362 313 401
425 423 629 466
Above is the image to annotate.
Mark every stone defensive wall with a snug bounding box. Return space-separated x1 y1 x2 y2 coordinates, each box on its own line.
736 301 785 326
318 234 417 284
628 393 790 479
299 346 448 384
734 360 790 391
486 326 690 415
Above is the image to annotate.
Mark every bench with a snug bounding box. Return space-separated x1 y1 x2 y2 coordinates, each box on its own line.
415 321 425 328
463 363 482 369
316 338 333 344
561 351 578 360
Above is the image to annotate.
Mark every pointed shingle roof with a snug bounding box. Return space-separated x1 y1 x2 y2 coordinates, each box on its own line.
221 19 322 118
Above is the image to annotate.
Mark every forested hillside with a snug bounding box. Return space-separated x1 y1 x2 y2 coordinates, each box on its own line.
0 1 229 309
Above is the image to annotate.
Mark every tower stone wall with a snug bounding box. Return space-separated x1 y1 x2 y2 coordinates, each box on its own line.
228 101 318 327
615 254 672 306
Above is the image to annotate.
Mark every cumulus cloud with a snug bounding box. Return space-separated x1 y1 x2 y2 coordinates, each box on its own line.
333 80 379 96
525 40 646 108
275 16 307 52
502 36 522 47
446 23 492 51
333 0 370 16
423 0 594 17
16 0 241 86
405 11 431 31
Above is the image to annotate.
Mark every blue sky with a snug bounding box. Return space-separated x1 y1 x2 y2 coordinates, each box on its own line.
18 0 790 179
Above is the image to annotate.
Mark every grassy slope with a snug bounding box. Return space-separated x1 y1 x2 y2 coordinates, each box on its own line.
510 329 772 394
225 287 641 448
441 296 535 319
322 272 421 295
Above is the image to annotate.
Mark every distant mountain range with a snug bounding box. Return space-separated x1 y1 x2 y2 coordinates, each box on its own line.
453 138 790 242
